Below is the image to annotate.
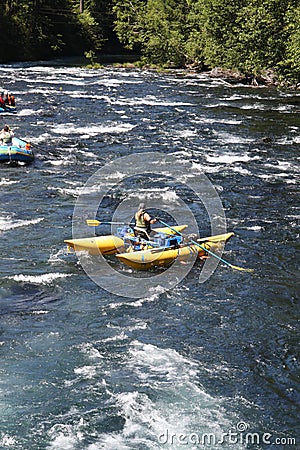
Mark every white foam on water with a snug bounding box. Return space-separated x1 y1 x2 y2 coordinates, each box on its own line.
0 216 44 232
48 183 100 197
18 108 43 116
193 117 242 125
29 133 52 144
239 102 267 110
255 172 298 183
161 190 181 204
222 94 245 101
109 293 159 310
0 178 19 186
47 421 85 450
74 365 98 379
213 130 253 144
102 331 129 343
83 78 144 88
71 344 112 385
174 128 197 138
48 159 75 167
187 161 222 175
8 273 72 285
23 75 87 86
0 434 17 447
264 160 296 172
78 343 104 360
231 166 251 175
284 179 297 184
109 287 164 310
50 122 135 136
277 160 296 171
276 105 294 112
206 153 257 164
48 248 69 263
93 340 240 449
76 150 98 158
104 170 127 181
241 225 262 231
109 95 193 107
126 188 181 205
127 320 148 332
53 186 85 196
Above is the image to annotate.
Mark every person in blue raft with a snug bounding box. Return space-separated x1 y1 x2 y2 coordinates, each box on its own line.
0 93 7 110
5 92 16 107
0 92 16 111
0 124 14 144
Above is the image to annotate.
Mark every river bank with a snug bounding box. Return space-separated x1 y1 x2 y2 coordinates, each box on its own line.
2 53 298 89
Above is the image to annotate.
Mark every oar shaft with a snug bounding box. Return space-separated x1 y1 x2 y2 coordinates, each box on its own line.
101 221 132 225
158 218 228 265
191 239 231 267
157 219 252 272
86 219 134 226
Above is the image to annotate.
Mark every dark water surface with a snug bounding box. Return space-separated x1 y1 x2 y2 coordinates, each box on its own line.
0 63 299 449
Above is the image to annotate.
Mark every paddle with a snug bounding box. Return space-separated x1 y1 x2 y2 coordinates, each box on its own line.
29 142 43 151
156 218 254 272
19 139 60 157
86 219 134 227
19 139 43 151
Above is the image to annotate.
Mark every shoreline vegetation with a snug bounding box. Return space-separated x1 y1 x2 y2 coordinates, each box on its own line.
84 58 295 89
1 1 299 89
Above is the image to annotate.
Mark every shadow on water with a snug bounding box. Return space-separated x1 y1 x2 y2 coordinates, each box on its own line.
0 283 61 315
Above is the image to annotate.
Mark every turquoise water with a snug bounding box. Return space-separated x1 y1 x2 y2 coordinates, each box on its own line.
0 64 299 449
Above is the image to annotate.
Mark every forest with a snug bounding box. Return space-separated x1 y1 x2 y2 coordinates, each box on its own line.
1 0 299 84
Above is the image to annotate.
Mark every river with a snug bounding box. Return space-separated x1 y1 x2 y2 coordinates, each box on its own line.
0 62 299 449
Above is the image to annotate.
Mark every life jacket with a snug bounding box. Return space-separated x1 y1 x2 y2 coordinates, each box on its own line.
8 95 15 106
135 210 147 228
2 131 12 144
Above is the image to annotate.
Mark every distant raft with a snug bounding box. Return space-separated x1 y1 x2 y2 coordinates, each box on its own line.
0 105 17 114
116 232 234 270
0 137 34 164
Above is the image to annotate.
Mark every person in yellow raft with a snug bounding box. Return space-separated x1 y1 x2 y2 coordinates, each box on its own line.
134 203 157 241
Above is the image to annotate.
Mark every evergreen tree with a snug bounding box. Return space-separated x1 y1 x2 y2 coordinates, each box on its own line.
0 0 299 84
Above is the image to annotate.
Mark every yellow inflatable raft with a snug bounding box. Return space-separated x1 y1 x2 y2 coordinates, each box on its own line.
116 232 234 270
64 225 188 256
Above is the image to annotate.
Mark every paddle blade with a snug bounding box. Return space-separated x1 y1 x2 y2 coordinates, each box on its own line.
86 219 101 226
231 264 254 273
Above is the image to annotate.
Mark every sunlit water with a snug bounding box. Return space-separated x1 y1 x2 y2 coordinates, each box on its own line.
0 62 299 449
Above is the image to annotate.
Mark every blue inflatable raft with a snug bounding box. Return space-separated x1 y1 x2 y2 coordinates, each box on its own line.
0 137 34 164
0 105 17 114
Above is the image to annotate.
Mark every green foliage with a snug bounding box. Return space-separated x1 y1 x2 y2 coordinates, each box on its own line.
74 7 103 51
112 0 300 84
0 0 104 61
0 0 299 84
113 0 188 66
277 4 300 83
112 0 146 50
84 49 96 65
